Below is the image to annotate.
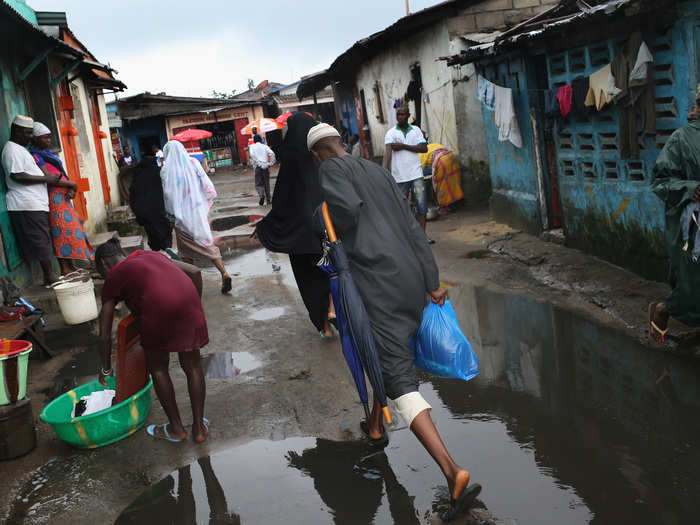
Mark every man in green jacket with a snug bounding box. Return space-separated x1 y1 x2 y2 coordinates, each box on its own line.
649 86 700 341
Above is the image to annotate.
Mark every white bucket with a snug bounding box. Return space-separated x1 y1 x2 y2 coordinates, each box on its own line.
53 279 99 325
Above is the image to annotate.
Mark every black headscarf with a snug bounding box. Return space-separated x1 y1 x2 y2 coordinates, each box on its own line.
129 156 173 251
255 113 322 254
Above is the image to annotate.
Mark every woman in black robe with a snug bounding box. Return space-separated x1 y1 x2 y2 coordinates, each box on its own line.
129 156 173 252
255 113 332 337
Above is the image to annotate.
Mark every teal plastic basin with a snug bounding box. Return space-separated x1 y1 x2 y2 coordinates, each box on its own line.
40 376 152 449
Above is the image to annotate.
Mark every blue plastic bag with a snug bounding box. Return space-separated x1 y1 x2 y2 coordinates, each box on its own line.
411 300 479 381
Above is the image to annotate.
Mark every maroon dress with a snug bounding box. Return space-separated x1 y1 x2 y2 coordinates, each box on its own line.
101 251 208 352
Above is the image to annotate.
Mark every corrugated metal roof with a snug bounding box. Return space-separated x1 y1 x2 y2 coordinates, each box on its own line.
441 0 667 65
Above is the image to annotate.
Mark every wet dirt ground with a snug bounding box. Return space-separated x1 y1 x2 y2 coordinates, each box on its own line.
4 168 700 524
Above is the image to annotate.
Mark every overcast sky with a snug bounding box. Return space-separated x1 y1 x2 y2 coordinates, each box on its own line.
28 0 442 98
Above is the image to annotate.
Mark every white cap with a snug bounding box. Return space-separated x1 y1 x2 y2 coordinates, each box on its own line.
307 123 340 151
12 115 33 129
32 122 51 137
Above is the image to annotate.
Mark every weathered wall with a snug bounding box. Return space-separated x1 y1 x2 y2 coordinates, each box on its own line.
59 78 120 233
446 0 559 37
478 54 543 234
0 53 36 285
548 13 699 281
355 19 459 157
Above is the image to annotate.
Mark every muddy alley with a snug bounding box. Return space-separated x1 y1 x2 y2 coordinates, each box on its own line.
3 170 700 525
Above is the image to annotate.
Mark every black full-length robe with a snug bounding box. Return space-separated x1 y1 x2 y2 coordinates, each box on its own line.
129 156 172 251
651 119 700 326
319 155 439 399
256 113 330 332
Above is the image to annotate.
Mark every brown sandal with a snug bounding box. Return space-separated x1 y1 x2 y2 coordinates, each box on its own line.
649 303 669 343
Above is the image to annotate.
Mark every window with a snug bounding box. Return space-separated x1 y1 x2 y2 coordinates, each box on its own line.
372 81 385 124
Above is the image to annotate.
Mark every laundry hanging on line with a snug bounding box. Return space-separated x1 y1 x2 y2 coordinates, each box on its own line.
475 75 522 148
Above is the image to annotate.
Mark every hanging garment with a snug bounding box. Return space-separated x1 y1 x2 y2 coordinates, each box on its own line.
431 148 464 207
572 77 590 115
494 84 522 147
557 84 573 117
611 32 656 159
584 64 614 110
544 88 562 132
630 42 653 84
477 75 495 111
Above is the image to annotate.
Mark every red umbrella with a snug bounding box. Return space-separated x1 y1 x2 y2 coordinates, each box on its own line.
171 128 213 142
275 112 312 125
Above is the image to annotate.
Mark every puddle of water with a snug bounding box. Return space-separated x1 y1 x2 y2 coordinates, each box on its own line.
248 307 285 321
117 286 700 524
115 438 430 525
211 215 251 232
201 351 262 379
219 248 296 288
41 348 99 399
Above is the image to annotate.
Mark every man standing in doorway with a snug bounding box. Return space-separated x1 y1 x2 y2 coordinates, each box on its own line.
1 115 59 285
383 106 432 243
152 144 164 167
249 134 275 205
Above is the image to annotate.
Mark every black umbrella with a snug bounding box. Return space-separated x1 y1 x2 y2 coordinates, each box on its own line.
321 203 392 425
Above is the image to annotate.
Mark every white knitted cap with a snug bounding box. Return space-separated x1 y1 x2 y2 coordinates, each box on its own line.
307 123 340 151
12 115 33 129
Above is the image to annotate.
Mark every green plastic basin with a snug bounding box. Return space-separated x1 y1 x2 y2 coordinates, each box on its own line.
40 376 152 449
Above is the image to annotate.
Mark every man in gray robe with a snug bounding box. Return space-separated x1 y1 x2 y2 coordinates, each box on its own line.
307 123 474 516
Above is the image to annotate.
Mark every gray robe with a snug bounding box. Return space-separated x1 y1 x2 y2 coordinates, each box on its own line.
319 155 440 399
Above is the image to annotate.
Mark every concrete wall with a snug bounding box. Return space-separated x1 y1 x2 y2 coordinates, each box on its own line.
446 0 559 37
355 19 459 157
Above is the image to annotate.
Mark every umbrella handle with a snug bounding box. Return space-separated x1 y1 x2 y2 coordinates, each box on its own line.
321 203 338 243
383 406 392 425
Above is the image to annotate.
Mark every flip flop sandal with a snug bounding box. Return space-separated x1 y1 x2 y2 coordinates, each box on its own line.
649 303 669 343
444 483 482 522
328 315 338 330
319 330 337 340
146 423 186 443
221 275 232 294
360 420 389 448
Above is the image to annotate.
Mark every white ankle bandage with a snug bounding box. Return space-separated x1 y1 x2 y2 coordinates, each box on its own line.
392 391 431 427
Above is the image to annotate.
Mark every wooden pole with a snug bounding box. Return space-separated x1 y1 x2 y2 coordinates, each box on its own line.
405 0 409 15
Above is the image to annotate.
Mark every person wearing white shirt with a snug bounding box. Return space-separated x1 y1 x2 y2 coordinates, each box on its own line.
1 115 68 285
383 106 431 242
249 135 276 205
152 144 164 167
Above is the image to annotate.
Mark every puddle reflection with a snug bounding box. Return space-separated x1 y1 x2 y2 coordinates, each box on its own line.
116 456 241 525
202 352 261 379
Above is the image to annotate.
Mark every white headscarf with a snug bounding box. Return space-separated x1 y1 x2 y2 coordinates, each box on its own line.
161 140 217 246
32 122 51 137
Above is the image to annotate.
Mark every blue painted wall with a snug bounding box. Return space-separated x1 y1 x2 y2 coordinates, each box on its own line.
548 5 699 279
121 116 168 162
479 55 542 233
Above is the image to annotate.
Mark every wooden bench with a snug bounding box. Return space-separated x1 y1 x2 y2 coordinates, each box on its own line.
0 315 52 359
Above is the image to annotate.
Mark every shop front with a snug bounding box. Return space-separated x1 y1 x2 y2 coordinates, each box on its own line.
166 104 266 167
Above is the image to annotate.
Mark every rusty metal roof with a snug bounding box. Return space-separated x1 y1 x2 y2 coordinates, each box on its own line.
441 0 672 65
